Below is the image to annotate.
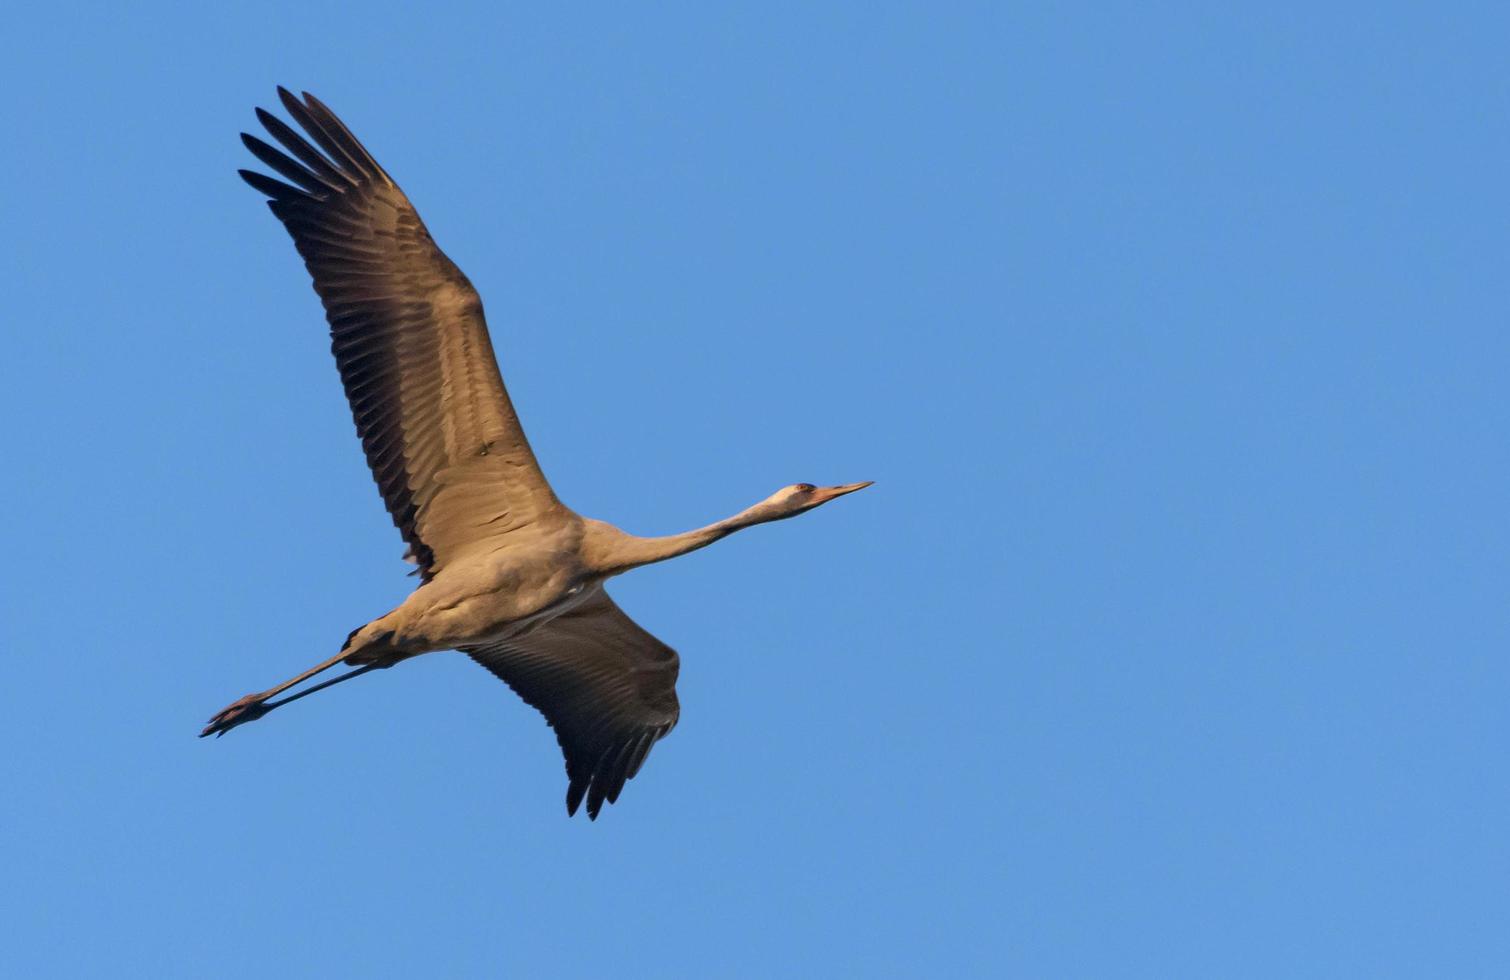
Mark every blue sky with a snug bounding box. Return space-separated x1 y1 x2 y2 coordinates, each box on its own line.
4 2 1508 976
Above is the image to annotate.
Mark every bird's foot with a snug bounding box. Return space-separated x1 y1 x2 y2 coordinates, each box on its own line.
200 692 272 738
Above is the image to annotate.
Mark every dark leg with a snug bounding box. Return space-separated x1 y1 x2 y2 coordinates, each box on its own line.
200 651 372 738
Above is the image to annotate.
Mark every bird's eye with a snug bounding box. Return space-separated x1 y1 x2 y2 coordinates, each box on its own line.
794 483 816 493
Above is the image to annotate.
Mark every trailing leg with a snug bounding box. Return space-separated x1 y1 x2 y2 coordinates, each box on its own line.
199 649 352 738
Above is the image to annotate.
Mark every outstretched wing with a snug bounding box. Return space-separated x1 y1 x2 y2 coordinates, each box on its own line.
462 588 681 819
239 88 560 580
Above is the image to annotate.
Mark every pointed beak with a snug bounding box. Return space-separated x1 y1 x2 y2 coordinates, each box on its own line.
813 481 874 503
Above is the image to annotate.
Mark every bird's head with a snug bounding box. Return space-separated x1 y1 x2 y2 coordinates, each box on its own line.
757 481 874 522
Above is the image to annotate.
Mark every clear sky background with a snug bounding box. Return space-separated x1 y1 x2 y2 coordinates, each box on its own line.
4 2 1507 976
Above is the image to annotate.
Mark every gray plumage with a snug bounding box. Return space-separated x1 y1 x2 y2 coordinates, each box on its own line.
204 88 871 819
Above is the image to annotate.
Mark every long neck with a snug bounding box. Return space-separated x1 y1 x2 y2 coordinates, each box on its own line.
583 501 778 576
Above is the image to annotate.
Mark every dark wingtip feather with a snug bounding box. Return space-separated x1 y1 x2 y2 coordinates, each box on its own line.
566 779 587 817
254 106 349 188
273 86 370 180
240 133 331 193
238 168 308 201
603 741 637 805
299 90 388 182
624 732 655 781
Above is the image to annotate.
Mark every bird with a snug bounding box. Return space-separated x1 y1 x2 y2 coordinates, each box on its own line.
203 88 872 820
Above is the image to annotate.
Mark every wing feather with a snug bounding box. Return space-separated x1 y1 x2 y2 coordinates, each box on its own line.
462 588 681 819
240 88 560 579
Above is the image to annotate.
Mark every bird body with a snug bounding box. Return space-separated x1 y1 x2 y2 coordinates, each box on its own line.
205 88 870 819
344 513 593 666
